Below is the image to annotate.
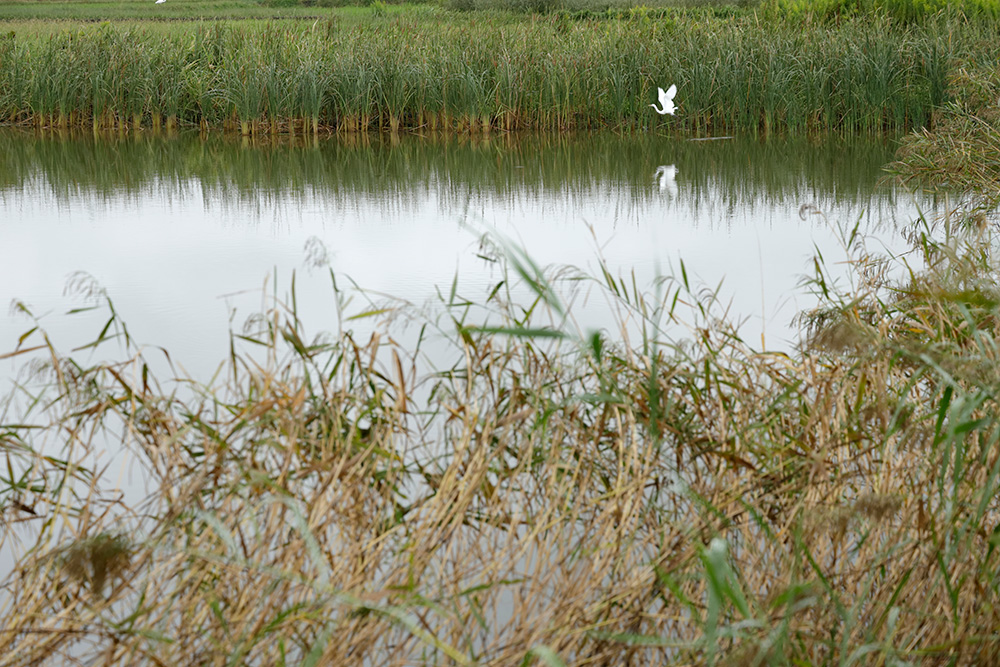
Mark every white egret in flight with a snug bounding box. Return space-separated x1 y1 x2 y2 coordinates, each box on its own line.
654 165 678 195
650 84 677 115
155 0 166 4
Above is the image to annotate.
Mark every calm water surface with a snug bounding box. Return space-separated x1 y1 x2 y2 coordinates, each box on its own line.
0 130 936 376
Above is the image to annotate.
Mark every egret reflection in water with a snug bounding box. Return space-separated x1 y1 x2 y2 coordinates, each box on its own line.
654 164 678 196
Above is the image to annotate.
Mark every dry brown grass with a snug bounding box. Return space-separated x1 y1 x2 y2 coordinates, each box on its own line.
2 219 1000 666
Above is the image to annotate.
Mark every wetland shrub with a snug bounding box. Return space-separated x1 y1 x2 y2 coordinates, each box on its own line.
768 0 1000 21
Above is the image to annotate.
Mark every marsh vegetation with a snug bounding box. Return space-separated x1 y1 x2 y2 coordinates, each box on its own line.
1 9 995 135
3 0 1000 664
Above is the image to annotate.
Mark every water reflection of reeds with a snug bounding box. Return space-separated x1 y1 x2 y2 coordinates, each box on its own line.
0 129 932 228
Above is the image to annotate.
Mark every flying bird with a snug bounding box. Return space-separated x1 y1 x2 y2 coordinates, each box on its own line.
650 84 677 115
155 0 166 4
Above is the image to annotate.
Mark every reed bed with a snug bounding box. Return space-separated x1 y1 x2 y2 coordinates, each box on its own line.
2 199 1000 663
0 11 985 135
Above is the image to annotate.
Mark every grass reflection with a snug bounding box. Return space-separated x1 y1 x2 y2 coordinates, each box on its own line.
0 129 905 212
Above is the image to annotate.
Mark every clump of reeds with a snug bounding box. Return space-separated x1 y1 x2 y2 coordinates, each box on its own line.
0 11 986 135
890 62 1000 210
3 208 1000 663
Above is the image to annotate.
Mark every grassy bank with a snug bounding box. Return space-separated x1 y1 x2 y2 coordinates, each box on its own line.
3 89 1000 663
1 10 992 135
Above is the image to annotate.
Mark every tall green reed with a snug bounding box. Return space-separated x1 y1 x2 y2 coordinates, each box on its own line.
0 12 986 134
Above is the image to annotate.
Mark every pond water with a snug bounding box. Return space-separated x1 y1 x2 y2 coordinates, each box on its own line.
0 129 936 379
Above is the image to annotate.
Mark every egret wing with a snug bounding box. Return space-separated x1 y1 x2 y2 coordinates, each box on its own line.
665 84 677 100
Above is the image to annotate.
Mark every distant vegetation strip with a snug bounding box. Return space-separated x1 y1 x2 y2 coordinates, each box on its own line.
4 0 1000 22
0 0 332 21
0 11 992 135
